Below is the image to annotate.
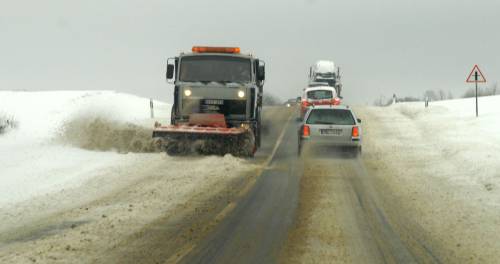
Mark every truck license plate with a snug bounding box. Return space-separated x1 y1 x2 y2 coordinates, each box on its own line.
204 99 224 105
201 105 221 111
320 129 342 135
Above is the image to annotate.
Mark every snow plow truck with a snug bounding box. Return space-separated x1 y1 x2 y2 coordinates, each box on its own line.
152 46 265 157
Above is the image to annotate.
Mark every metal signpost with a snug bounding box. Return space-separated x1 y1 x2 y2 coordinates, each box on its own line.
150 99 154 118
466 65 486 117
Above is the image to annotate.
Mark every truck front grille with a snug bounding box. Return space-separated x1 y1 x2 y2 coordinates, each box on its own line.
183 99 246 115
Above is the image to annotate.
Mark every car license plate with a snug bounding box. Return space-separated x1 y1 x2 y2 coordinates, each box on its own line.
320 129 342 135
204 99 224 105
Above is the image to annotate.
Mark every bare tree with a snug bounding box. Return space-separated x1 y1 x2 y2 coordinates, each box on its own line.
373 95 393 106
398 96 421 102
463 83 498 98
439 90 446 100
447 91 454 100
0 114 17 135
424 90 438 101
263 93 282 106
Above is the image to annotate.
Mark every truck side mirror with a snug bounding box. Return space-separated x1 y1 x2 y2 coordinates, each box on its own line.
166 57 176 83
257 60 265 81
357 118 362 123
166 64 174 80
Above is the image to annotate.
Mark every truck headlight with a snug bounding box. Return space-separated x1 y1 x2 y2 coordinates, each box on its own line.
238 90 245 98
184 89 192 97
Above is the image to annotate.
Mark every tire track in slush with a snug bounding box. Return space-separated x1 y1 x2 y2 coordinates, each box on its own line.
178 110 300 264
284 153 441 263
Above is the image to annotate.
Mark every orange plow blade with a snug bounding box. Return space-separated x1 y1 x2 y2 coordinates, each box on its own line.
152 125 255 157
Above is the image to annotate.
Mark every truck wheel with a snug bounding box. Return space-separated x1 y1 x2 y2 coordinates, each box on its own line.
256 108 262 148
234 130 255 157
170 105 176 125
255 123 261 148
165 142 179 156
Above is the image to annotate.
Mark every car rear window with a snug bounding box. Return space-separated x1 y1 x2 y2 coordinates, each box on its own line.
306 109 355 125
306 90 333 100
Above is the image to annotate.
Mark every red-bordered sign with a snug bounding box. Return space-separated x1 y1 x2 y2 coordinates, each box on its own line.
466 65 487 83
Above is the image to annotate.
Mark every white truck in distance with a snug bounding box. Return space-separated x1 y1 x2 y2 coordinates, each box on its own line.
309 60 342 97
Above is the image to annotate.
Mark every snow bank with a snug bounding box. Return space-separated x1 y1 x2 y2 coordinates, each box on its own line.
0 90 170 141
390 95 500 192
357 95 500 262
0 91 171 206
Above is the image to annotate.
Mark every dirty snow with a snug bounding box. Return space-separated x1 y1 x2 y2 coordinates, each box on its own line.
0 91 258 264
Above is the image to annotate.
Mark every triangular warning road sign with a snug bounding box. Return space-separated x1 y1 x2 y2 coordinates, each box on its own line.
466 65 487 83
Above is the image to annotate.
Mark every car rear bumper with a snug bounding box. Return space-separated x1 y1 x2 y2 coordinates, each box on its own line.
300 137 361 148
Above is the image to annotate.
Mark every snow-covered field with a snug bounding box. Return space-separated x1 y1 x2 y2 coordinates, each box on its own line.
0 91 170 207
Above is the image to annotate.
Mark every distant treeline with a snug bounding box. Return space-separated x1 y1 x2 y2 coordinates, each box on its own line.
462 83 498 98
263 93 282 106
374 82 499 106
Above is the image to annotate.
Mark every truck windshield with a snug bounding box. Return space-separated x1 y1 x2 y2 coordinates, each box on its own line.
307 90 334 100
306 109 355 125
314 78 335 86
315 72 335 78
179 56 252 83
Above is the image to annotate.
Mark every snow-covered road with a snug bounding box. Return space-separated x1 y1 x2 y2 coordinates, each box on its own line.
2 91 500 263
282 96 500 263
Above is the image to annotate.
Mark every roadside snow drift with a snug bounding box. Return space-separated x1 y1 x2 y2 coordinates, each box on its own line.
0 91 171 207
390 95 500 190
356 95 500 262
61 118 158 153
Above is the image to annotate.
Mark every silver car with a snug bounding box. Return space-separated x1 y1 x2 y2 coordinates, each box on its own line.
298 105 362 156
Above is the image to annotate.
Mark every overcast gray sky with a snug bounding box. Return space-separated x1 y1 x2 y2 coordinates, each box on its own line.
1 0 499 104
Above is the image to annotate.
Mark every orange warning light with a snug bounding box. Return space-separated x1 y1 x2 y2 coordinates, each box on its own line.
192 46 241 54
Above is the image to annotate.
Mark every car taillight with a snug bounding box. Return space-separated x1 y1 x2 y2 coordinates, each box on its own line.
303 125 310 137
333 97 341 105
352 126 359 138
301 101 311 107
